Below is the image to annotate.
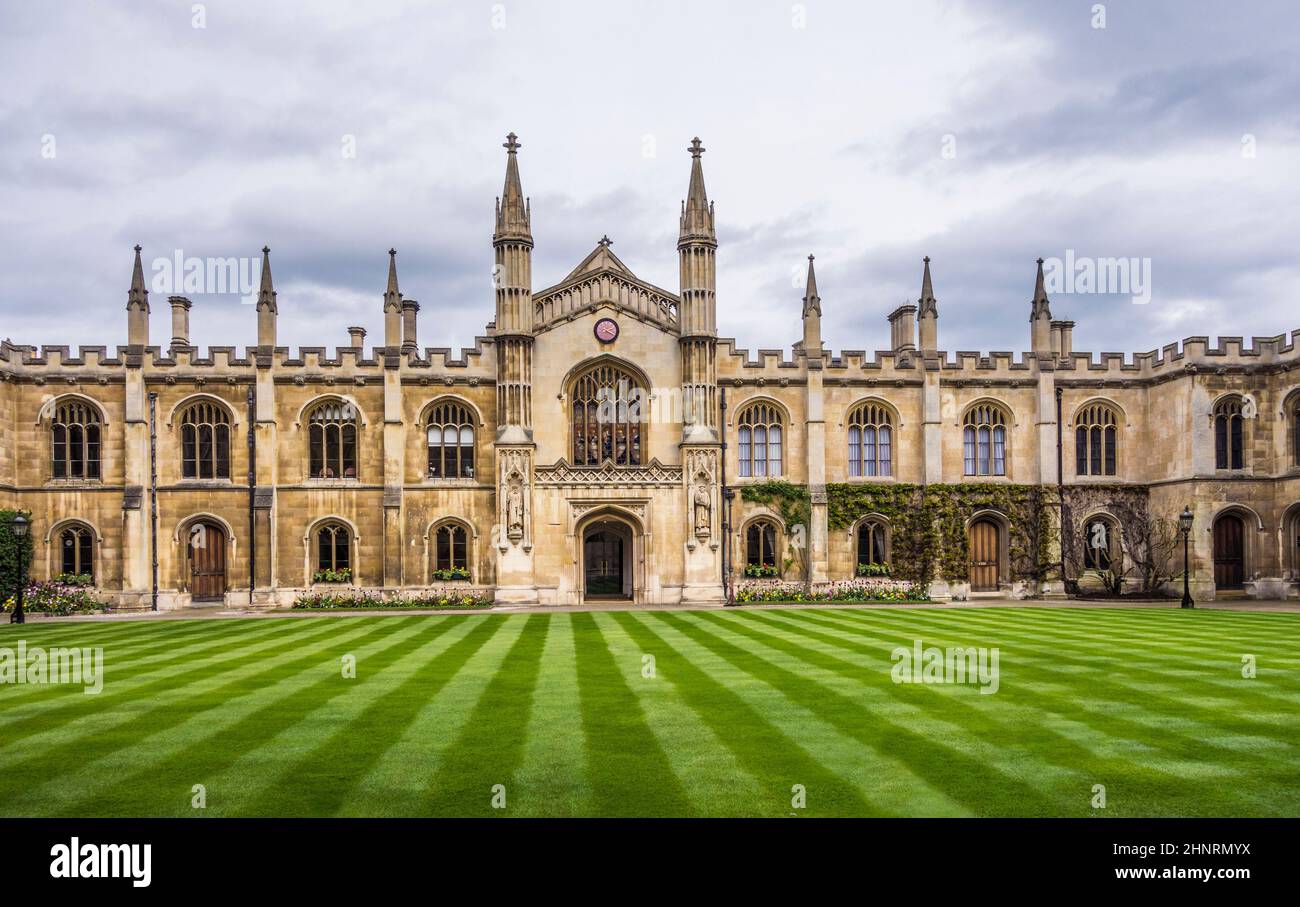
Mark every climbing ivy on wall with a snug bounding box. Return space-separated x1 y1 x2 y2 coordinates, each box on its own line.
826 483 1055 583
738 480 1069 584
739 480 811 531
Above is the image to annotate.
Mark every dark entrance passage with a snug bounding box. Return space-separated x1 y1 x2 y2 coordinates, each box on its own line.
1213 514 1245 589
583 523 630 599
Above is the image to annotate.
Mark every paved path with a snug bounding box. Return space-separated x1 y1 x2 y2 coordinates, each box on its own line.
7 596 1299 625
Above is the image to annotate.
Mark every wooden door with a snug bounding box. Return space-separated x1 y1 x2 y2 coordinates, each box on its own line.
189 522 227 601
969 519 1000 591
1213 515 1244 589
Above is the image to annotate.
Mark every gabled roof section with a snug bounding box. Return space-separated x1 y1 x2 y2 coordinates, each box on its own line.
533 238 680 335
563 236 638 282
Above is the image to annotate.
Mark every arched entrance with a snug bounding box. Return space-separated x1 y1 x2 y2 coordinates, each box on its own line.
1213 513 1245 589
969 517 1001 591
582 520 633 600
187 520 228 602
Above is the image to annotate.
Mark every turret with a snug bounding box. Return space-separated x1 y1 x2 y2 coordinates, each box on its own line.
493 132 535 439
677 137 718 439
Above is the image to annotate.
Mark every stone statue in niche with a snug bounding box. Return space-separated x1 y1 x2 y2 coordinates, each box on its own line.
506 478 524 540
693 480 711 536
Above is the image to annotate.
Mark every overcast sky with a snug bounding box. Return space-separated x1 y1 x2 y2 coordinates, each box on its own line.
2 0 1297 359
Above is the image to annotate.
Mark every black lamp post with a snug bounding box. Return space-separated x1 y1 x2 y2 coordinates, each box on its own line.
9 514 29 624
1179 506 1194 609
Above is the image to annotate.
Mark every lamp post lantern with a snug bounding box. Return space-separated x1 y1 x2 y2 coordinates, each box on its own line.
1179 506 1194 609
9 514 30 624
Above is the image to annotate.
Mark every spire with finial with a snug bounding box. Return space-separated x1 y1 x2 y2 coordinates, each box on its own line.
383 248 403 349
256 245 277 313
495 132 531 240
679 136 715 242
126 244 150 347
918 255 937 316
1031 256 1052 319
127 244 149 311
802 254 821 317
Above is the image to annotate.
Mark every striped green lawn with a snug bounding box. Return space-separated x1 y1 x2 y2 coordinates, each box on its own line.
0 606 1297 817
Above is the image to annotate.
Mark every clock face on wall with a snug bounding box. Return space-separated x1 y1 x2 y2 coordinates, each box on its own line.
594 317 619 343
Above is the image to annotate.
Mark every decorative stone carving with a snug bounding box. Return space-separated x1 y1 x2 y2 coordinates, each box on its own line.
693 480 711 537
535 457 682 487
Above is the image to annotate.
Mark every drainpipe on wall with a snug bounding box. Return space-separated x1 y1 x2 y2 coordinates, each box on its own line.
1056 385 1066 592
148 392 159 612
247 386 256 608
720 386 734 605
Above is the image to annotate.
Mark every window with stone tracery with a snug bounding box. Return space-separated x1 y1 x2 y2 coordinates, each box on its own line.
570 363 644 466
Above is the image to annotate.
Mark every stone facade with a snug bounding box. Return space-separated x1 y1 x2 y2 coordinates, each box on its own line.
2 135 1299 607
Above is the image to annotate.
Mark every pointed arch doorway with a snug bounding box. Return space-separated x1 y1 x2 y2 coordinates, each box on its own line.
582 520 633 600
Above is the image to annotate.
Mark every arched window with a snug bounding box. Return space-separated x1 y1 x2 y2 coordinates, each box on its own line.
737 403 783 477
180 400 231 479
314 522 351 581
58 523 95 581
432 522 470 580
308 401 358 479
856 520 888 572
847 402 893 478
427 402 475 479
1214 397 1244 470
745 519 779 575
51 399 101 480
963 404 1007 476
1074 402 1118 476
571 363 645 466
1082 518 1116 571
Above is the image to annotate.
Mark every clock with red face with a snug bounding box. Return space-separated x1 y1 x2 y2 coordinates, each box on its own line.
594 317 619 343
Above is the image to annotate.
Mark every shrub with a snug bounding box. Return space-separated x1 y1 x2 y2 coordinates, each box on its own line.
430 567 471 581
744 564 779 578
2 580 106 616
312 567 352 584
292 590 492 610
53 573 94 587
855 562 890 577
734 578 928 604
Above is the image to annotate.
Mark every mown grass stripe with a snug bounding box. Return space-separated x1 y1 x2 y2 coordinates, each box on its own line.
49 616 442 817
413 614 550 816
510 614 593 817
759 608 1300 810
591 612 771 816
571 611 692 817
822 608 1300 729
0 617 352 779
664 611 1065 816
611 611 879 817
236 615 507 817
0 615 297 712
743 608 1283 815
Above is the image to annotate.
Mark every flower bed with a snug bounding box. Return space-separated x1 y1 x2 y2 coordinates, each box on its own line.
2 580 107 616
734 577 928 604
292 589 492 610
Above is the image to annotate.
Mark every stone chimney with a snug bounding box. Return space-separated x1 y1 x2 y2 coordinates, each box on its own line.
401 299 420 354
1052 320 1074 358
348 326 366 349
888 304 917 353
169 296 192 350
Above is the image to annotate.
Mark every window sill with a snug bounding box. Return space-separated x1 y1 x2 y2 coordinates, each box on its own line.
46 478 104 487
422 477 478 485
842 475 898 484
304 477 361 485
960 474 1013 483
